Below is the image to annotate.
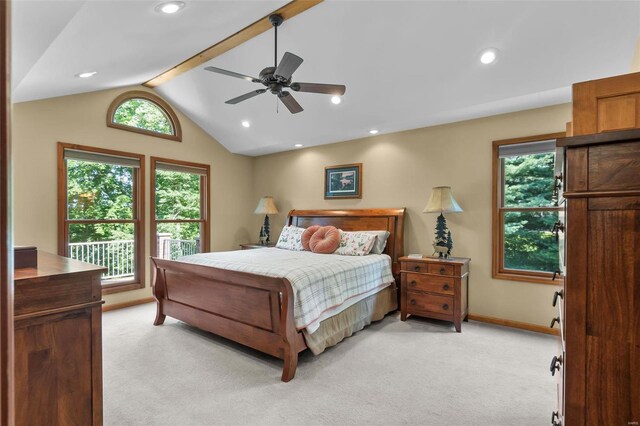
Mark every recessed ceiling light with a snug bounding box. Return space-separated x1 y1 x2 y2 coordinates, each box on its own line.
331 96 341 105
480 48 498 65
241 120 250 128
369 129 379 135
294 144 303 148
75 71 97 78
155 1 185 14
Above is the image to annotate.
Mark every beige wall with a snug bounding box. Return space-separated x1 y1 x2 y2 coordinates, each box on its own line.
632 37 640 72
253 104 571 327
12 86 255 306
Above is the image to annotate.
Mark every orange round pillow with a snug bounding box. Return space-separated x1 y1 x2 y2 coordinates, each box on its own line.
301 225 321 251
309 226 340 254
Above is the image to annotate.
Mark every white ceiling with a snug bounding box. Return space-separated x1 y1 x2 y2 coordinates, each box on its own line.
12 1 640 156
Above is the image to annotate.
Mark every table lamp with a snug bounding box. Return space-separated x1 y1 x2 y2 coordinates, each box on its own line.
254 196 279 245
423 186 463 258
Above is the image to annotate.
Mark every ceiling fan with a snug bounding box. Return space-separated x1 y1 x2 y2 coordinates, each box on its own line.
204 14 346 114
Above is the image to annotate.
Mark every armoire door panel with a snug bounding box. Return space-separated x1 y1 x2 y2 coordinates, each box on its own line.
587 210 638 339
585 337 638 426
588 142 640 191
596 94 639 133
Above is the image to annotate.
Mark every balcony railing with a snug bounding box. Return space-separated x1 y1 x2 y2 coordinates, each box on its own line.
68 236 200 281
69 240 135 280
157 233 200 260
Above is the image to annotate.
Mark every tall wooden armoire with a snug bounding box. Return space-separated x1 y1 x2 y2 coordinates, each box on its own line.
553 72 640 425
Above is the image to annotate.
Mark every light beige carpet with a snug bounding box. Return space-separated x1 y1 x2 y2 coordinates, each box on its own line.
103 303 557 426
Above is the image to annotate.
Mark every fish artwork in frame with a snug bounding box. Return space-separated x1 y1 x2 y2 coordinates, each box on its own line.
324 163 362 199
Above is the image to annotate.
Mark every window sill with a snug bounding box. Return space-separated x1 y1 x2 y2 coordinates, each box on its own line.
102 280 145 295
493 270 564 286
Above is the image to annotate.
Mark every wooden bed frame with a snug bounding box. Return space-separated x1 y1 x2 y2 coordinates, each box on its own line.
151 208 405 381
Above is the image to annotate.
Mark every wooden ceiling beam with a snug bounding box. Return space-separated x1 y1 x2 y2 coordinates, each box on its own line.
144 0 323 88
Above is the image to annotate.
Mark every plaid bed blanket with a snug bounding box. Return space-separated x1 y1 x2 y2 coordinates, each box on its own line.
178 248 394 333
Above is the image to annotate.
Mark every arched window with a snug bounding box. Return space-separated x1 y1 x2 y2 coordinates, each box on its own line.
107 91 182 142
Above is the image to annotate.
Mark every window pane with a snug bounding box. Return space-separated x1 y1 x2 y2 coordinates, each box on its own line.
68 223 135 283
156 222 202 260
503 152 555 207
155 169 201 220
67 159 133 220
113 98 173 135
504 210 560 273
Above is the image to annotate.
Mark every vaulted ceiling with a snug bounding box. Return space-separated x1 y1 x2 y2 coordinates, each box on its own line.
12 1 640 156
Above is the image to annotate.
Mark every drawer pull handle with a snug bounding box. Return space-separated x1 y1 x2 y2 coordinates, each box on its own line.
550 355 562 376
443 284 450 291
550 317 559 329
552 290 564 307
442 303 449 311
414 266 421 272
410 299 416 305
439 267 446 274
410 280 417 287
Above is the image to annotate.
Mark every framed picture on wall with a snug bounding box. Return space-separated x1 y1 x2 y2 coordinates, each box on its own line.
324 163 362 199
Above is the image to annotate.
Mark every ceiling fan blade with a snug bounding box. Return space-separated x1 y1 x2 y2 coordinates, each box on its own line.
205 66 260 83
274 52 303 81
290 82 346 96
225 89 267 105
278 92 303 114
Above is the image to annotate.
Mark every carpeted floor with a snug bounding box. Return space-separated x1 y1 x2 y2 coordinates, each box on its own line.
103 303 557 426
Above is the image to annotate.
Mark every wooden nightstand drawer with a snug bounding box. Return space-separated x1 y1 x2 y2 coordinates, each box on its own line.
407 291 453 316
406 273 454 295
403 261 428 273
427 263 454 276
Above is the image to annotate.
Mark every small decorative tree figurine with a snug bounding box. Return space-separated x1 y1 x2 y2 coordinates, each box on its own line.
258 226 265 245
446 230 453 258
433 213 449 258
263 215 271 244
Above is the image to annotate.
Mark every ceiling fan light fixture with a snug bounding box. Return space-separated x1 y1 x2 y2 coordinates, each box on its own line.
75 71 97 78
241 120 251 128
204 14 346 115
156 1 185 14
480 48 498 65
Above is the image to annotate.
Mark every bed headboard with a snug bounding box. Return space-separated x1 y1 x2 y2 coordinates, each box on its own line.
286 208 406 278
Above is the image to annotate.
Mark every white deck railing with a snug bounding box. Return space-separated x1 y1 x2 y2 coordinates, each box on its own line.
69 239 135 280
68 237 200 280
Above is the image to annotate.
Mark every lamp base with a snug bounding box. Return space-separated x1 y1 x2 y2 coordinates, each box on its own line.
432 213 453 258
263 214 271 245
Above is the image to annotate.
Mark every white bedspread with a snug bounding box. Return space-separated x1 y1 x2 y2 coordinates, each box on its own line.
178 248 394 333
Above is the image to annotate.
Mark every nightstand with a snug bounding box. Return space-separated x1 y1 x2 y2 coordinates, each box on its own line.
240 243 276 250
400 256 470 332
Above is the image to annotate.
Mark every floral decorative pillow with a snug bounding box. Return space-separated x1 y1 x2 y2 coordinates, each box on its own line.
275 226 305 251
334 230 377 256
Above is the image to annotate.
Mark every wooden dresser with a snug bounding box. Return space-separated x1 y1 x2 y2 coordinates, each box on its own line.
14 251 105 425
553 72 640 426
399 256 470 332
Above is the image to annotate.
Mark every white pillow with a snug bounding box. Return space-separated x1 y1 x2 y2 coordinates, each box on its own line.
334 230 377 256
275 226 305 251
361 230 391 254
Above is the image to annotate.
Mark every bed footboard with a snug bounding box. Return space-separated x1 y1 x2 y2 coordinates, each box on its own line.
151 257 306 382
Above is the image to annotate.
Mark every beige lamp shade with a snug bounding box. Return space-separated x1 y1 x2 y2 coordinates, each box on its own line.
254 196 279 215
423 186 463 214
